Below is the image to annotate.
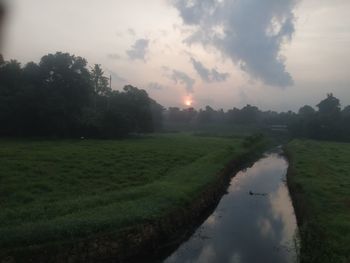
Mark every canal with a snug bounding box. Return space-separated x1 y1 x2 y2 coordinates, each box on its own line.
164 151 298 263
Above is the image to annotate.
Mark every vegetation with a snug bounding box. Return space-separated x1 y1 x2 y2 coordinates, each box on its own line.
289 93 350 141
1 52 349 142
286 140 350 263
0 52 163 138
1 50 349 262
0 134 263 257
163 94 350 142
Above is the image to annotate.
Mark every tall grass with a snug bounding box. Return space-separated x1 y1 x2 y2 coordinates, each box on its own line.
0 134 248 251
286 140 350 263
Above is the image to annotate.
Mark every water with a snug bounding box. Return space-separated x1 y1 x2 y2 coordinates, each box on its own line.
164 152 298 263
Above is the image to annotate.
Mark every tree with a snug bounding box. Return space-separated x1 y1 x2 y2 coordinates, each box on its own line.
342 105 350 117
39 52 93 136
342 105 350 141
0 60 22 94
0 60 23 135
0 52 163 138
121 85 153 133
150 99 164 131
239 104 260 124
316 93 340 116
289 105 316 138
298 105 315 117
91 64 110 96
198 105 215 123
313 94 342 140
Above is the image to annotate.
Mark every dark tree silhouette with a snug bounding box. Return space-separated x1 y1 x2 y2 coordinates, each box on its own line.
298 105 315 117
0 53 348 142
0 52 163 138
317 93 341 116
289 94 347 141
91 64 110 96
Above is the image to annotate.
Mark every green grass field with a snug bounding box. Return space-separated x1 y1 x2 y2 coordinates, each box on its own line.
0 134 255 255
286 140 350 263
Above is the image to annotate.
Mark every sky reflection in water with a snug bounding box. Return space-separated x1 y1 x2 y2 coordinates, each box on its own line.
164 153 298 263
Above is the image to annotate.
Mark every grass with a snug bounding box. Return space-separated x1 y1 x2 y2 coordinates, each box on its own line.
163 121 263 135
0 134 257 256
286 139 350 263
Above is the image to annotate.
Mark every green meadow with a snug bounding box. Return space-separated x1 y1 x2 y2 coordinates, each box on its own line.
287 140 350 263
0 134 256 254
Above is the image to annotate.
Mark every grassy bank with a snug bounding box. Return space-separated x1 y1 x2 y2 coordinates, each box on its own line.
286 140 350 263
0 134 263 261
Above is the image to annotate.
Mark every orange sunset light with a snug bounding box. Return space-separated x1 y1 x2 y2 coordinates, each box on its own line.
184 98 193 107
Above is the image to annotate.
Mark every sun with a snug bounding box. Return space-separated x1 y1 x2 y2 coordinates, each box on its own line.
185 99 192 107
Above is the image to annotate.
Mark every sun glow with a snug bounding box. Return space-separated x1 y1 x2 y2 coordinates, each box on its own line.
184 98 193 107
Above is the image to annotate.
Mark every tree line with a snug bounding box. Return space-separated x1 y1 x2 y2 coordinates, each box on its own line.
164 94 350 142
290 94 350 141
1 52 349 141
0 52 163 138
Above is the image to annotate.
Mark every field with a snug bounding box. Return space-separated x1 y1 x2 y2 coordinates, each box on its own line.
0 134 258 257
286 140 350 263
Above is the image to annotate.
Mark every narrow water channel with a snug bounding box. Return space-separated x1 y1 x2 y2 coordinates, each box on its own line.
164 151 298 263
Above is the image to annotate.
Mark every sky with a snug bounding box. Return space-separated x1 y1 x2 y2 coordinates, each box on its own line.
2 0 350 112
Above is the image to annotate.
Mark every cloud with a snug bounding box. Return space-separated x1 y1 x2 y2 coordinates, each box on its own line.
107 53 121 60
170 69 195 93
160 30 168 36
211 68 230 82
190 57 229 83
162 65 170 72
190 57 210 82
128 28 136 36
126 38 149 61
148 82 165 91
172 0 297 87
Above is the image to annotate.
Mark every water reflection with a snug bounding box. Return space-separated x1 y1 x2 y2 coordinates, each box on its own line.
164 153 298 263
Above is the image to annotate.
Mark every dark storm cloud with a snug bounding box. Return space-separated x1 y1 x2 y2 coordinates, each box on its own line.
190 57 229 83
126 38 149 61
170 69 195 93
172 0 298 87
